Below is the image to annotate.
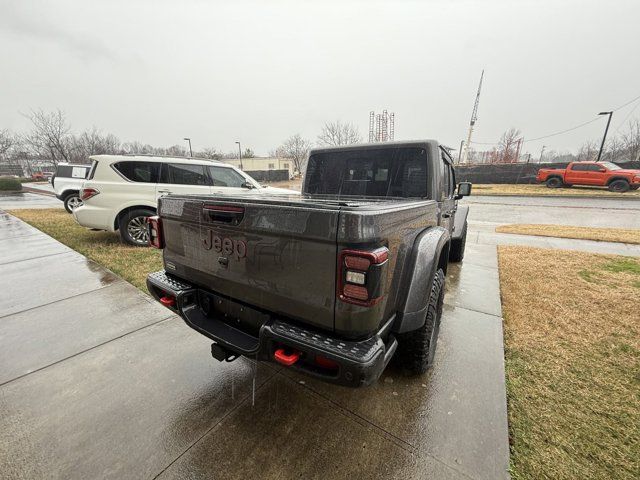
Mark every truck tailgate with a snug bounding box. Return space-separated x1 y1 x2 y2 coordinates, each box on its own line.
159 195 339 331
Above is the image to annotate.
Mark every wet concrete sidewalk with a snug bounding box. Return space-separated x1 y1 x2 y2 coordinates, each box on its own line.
0 211 509 480
468 222 640 257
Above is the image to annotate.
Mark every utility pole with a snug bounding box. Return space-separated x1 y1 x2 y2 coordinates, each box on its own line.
183 137 193 157
539 145 546 163
596 111 613 162
515 138 523 163
235 141 243 170
461 70 484 164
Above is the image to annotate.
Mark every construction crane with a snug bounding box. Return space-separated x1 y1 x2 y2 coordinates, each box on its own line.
461 70 484 164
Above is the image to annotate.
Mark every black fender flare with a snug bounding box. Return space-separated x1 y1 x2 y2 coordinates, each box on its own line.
393 226 450 334
452 205 469 240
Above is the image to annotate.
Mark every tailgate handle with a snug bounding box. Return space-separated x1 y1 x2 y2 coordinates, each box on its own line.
203 205 244 224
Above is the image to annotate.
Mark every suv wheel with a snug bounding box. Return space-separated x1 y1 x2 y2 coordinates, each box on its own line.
545 177 563 188
608 179 630 193
63 193 83 213
118 208 155 246
449 222 467 263
396 268 445 374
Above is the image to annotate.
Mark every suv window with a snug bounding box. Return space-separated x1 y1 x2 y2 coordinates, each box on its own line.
56 164 89 178
113 161 160 183
208 166 246 187
161 163 209 185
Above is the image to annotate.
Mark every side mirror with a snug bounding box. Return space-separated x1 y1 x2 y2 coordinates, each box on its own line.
455 182 472 200
241 181 255 189
599 168 607 172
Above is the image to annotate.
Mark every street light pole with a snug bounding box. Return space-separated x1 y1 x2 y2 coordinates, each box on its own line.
457 140 464 164
183 138 193 158
235 141 242 170
596 111 613 162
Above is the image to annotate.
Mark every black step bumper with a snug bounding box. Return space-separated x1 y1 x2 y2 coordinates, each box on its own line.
147 270 397 387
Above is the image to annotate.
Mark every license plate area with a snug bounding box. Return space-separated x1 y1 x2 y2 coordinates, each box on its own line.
197 289 270 337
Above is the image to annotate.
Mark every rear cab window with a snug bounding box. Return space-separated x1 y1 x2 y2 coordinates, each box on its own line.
305 147 429 198
113 161 160 183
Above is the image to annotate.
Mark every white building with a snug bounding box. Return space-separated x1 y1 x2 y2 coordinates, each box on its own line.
222 157 294 178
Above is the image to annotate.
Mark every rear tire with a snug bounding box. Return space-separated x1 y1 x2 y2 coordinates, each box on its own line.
449 222 467 263
118 208 155 246
63 192 82 213
396 269 445 374
608 179 630 193
545 177 563 188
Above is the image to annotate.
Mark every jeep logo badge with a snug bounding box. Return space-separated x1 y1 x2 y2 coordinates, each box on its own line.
202 230 247 259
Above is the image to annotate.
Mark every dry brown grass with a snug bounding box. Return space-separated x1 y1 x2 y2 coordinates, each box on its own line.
8 209 162 291
473 183 640 197
499 246 640 480
496 224 640 245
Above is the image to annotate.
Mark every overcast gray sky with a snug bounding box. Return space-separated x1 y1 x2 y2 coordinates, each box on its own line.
1 0 639 156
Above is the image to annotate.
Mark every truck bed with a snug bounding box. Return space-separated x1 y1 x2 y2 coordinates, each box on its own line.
158 193 437 338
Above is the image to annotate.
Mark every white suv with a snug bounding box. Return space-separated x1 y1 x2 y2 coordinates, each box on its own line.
52 163 91 212
73 155 297 246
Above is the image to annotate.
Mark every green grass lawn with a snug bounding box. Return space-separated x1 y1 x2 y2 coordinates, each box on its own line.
9 208 161 291
499 246 639 480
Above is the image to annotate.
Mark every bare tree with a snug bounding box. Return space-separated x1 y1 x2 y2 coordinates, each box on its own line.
317 121 362 146
68 127 120 163
23 109 72 164
0 129 17 158
621 119 640 162
198 147 223 160
275 134 312 174
120 141 155 155
576 140 598 162
495 128 522 163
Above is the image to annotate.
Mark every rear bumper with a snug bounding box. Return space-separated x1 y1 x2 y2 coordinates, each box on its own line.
147 270 397 388
72 204 115 231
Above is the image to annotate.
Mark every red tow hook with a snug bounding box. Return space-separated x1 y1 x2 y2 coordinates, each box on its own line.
159 296 176 308
274 348 301 366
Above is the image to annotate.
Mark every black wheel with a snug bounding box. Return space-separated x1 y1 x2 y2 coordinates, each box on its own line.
545 177 563 188
118 208 155 246
608 179 630 193
396 268 445 374
449 222 467 263
63 192 82 213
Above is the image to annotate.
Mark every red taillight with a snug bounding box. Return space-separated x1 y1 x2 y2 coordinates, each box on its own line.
80 187 99 201
338 247 389 306
146 215 164 249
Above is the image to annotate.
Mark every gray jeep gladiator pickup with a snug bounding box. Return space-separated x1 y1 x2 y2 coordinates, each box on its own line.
146 141 471 387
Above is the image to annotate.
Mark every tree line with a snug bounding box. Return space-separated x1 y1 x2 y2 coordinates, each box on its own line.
0 110 363 175
472 121 640 164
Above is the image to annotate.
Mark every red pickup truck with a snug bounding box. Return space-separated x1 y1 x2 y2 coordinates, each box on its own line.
536 162 640 192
